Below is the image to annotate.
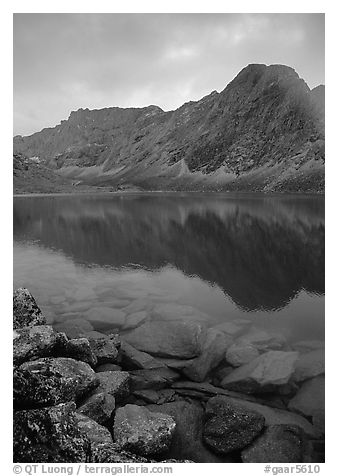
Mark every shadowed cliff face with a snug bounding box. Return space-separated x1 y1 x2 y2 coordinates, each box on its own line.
13 194 324 312
13 64 325 193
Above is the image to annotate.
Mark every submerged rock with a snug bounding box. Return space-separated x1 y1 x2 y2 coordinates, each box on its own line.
53 318 94 339
13 403 89 462
123 311 148 330
182 328 232 382
114 404 176 456
203 396 265 454
226 343 260 367
119 341 165 370
221 350 299 393
293 349 325 383
151 303 209 322
14 288 46 329
13 325 67 365
83 307 126 327
238 328 286 351
14 357 98 407
124 321 206 359
288 376 325 422
241 424 310 463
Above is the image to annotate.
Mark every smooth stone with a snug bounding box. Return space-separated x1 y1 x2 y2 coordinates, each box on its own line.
93 371 130 402
203 395 265 454
151 303 209 322
293 350 325 383
237 328 286 351
182 328 233 382
83 307 126 327
13 288 46 329
288 376 325 420
124 321 207 359
221 351 299 393
95 363 122 372
64 338 98 367
122 311 148 330
129 368 180 390
241 425 310 463
14 357 98 407
211 395 319 439
147 401 235 462
53 318 94 339
78 392 116 425
119 341 166 370
114 404 176 456
14 402 89 462
13 325 68 365
226 343 260 367
213 320 251 337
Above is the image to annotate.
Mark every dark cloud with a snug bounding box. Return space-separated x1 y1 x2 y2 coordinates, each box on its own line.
14 13 324 136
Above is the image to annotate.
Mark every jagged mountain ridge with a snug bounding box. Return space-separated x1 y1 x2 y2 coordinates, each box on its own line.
14 64 325 192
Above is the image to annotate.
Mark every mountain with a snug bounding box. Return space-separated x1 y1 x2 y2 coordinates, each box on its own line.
13 64 325 193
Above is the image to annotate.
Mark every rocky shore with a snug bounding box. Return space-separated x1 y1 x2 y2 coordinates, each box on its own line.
13 288 325 463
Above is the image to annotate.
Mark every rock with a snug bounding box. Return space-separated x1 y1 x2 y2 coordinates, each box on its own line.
182 328 233 382
226 343 260 367
63 338 98 367
292 340 325 353
120 341 165 370
133 389 176 405
210 396 319 439
242 425 310 463
93 371 130 402
75 412 113 445
288 376 325 421
53 318 94 339
14 357 98 407
213 320 251 337
13 403 89 462
293 349 325 383
86 334 119 365
122 311 148 330
237 328 286 351
203 395 265 454
114 404 176 456
147 401 235 462
83 307 126 327
171 380 243 399
78 392 115 425
95 363 122 372
151 303 209 322
221 351 299 393
154 357 197 369
13 325 68 365
90 442 150 463
13 288 46 329
123 298 150 314
124 321 206 359
129 368 180 390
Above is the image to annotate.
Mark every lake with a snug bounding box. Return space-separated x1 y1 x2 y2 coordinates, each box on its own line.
13 192 324 345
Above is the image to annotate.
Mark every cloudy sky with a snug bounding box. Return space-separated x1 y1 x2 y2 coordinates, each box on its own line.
13 13 324 136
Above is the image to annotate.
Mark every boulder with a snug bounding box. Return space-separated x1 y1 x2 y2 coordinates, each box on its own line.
147 401 235 462
93 371 130 402
288 376 325 421
114 404 176 456
221 351 299 393
293 350 325 383
210 396 319 439
75 412 113 445
119 341 165 370
242 425 310 463
13 288 46 329
181 328 233 382
53 318 94 339
13 403 89 462
124 321 206 359
226 343 260 367
78 392 115 425
14 357 98 407
129 368 180 391
203 396 265 454
63 338 98 367
13 325 68 365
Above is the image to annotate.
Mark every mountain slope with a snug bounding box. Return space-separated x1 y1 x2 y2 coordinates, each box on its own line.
13 64 325 193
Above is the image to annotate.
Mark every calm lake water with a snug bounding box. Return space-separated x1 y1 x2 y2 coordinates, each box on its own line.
13 193 324 344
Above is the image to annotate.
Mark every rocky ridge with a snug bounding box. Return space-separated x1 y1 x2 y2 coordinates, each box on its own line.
13 288 325 463
14 64 324 193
